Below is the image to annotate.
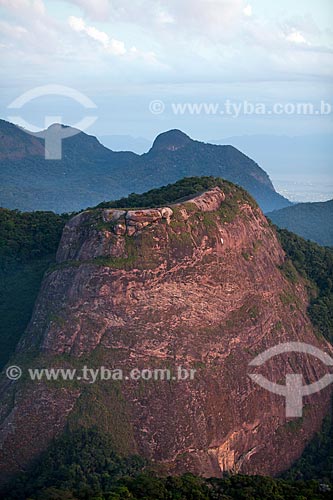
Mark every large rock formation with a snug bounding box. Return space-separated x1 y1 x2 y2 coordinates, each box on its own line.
0 183 331 484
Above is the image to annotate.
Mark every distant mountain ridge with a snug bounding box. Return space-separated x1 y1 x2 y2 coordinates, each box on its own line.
0 120 291 213
268 199 333 247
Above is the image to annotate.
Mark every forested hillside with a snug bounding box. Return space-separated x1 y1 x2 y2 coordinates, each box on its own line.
269 199 333 247
0 121 291 213
0 209 68 368
2 428 332 499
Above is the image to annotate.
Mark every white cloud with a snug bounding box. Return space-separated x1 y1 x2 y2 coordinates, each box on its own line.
64 0 246 38
68 15 126 54
85 26 110 48
0 20 28 39
108 38 126 55
281 14 321 39
67 16 158 59
0 0 46 17
64 0 110 21
167 0 245 37
68 15 85 32
286 31 307 44
0 0 66 56
156 11 175 25
243 4 252 17
0 0 332 88
129 45 158 64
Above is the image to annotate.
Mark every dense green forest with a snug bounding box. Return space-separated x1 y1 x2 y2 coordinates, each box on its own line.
277 227 333 344
0 208 68 368
0 121 290 213
284 399 333 483
2 428 331 500
268 199 333 247
96 176 256 209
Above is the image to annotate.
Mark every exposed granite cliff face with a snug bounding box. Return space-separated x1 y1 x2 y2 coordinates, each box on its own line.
0 184 331 483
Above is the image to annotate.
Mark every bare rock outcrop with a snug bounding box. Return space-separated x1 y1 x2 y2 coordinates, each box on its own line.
0 184 331 483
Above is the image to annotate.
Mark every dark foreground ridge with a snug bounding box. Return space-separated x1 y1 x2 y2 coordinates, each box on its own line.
1 428 332 500
268 199 333 247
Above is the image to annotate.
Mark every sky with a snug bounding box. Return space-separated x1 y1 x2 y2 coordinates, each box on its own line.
0 0 332 144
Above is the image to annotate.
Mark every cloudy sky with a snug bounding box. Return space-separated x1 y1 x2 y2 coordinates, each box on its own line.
0 0 332 142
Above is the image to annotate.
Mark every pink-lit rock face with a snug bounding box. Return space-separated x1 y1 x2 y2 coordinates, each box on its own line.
0 185 331 484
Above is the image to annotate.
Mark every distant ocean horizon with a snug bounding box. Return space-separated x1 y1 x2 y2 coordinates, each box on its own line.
271 174 333 204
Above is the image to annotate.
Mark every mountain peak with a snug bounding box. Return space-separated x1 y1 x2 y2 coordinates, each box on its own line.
151 129 192 151
2 176 327 481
